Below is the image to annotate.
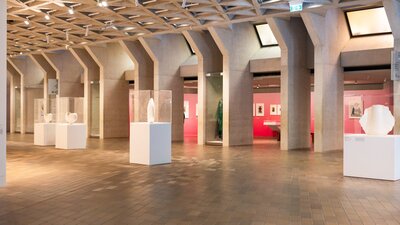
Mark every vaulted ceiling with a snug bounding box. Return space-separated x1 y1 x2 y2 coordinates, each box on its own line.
7 0 381 56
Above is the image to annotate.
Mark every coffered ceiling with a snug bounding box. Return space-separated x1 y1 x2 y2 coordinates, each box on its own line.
7 0 381 56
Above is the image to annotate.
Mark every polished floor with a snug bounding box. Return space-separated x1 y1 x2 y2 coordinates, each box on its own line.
1 134 400 225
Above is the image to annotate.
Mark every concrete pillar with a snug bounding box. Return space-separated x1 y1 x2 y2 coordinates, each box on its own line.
383 0 400 134
301 9 350 152
86 43 134 139
42 51 84 122
8 57 44 133
7 64 21 134
208 23 260 146
1 0 7 186
139 34 191 141
119 40 154 123
70 48 100 138
182 30 223 145
30 54 57 115
267 17 311 150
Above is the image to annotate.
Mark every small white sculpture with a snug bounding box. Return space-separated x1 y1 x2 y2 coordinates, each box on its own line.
359 105 395 135
44 113 53 123
65 112 78 125
147 98 155 123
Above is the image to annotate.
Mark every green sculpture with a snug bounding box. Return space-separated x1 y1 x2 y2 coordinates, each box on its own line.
216 99 223 139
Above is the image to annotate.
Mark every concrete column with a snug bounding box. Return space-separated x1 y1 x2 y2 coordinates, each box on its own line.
383 0 400 134
30 54 57 115
1 0 7 186
42 51 84 122
301 9 350 152
139 34 191 141
70 48 100 138
208 23 260 146
182 30 223 145
7 65 21 134
86 43 134 139
119 40 154 123
8 57 44 133
267 17 311 150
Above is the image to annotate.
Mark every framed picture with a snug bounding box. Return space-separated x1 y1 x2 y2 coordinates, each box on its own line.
184 101 189 119
270 104 277 115
256 103 264 116
348 96 363 118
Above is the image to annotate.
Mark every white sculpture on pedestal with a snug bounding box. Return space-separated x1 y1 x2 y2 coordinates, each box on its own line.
65 112 78 125
44 113 53 123
147 98 155 123
359 105 395 135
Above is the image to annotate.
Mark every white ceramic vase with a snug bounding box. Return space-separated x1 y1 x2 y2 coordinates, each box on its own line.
147 98 155 123
65 112 78 125
359 105 395 135
44 113 53 123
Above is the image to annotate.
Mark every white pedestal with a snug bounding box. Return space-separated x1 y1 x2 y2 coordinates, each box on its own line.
344 134 400 181
56 123 87 150
130 122 171 165
34 123 56 146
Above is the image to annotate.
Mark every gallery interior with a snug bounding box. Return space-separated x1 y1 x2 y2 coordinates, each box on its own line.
1 0 400 224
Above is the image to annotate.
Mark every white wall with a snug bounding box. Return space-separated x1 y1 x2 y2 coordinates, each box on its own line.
1 0 7 186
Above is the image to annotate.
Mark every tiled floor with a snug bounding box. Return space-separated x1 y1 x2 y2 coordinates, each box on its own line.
1 134 400 225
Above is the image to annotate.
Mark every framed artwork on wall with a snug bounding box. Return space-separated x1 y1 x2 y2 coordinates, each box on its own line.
256 103 264 116
270 104 277 115
184 101 189 119
348 96 363 119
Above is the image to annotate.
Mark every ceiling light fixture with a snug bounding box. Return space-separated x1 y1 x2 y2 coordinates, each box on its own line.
101 0 108 7
68 7 74 15
24 19 30 25
44 13 50 20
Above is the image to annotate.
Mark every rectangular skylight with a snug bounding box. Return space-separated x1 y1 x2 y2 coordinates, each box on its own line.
346 7 392 37
254 23 278 47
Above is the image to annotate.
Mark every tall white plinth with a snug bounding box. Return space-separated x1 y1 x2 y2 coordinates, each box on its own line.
56 123 87 150
34 123 56 146
130 122 171 165
344 134 400 181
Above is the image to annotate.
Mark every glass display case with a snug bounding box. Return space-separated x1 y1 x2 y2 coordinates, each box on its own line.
58 97 84 123
34 98 45 123
205 73 223 145
344 93 394 134
130 90 172 123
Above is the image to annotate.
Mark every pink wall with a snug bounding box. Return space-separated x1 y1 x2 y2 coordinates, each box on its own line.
183 86 393 138
184 94 198 137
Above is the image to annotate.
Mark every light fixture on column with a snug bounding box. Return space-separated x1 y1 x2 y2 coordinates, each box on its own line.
68 7 74 15
44 13 50 20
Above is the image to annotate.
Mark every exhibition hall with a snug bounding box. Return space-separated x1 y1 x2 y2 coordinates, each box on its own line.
1 0 400 224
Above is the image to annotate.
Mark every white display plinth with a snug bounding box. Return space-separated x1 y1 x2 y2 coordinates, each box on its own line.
344 134 400 181
130 122 171 165
55 123 87 150
34 123 56 146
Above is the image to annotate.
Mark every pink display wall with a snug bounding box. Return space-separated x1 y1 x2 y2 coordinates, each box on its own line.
183 86 393 138
184 94 198 137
